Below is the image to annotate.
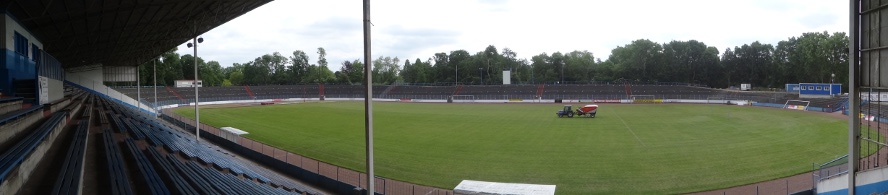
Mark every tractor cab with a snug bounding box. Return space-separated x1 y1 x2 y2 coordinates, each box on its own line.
556 105 575 118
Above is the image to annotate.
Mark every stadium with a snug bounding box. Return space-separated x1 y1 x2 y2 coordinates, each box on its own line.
0 1 885 195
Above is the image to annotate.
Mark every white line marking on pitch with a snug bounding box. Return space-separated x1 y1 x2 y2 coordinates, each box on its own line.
612 110 647 147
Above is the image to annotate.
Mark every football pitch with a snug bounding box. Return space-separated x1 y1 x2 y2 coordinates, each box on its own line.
173 102 848 194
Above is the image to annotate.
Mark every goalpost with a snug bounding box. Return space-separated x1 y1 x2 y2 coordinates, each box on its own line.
630 95 657 103
451 95 476 103
783 100 811 111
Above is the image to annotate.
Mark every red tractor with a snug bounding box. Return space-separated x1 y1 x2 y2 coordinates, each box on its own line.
556 105 598 118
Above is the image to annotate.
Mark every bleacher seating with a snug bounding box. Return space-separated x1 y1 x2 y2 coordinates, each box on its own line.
455 85 537 99
0 105 45 147
542 84 628 99
323 85 380 98
115 84 834 105
175 86 252 102
123 138 170 195
143 146 202 195
0 111 68 194
98 95 320 194
250 85 320 99
382 85 456 99
0 97 23 116
114 87 181 105
51 121 90 195
629 85 721 99
101 129 134 195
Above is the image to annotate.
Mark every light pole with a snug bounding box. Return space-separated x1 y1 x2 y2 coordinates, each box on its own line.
831 73 836 84
479 67 484 84
487 51 493 84
455 63 458 85
362 0 375 193
187 36 204 142
137 65 140 112
560 61 564 84
153 58 157 118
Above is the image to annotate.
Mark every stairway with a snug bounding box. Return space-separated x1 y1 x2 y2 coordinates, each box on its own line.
319 84 325 98
380 85 398 98
624 83 632 98
165 86 185 102
243 85 255 99
536 84 545 98
453 85 464 96
13 79 37 104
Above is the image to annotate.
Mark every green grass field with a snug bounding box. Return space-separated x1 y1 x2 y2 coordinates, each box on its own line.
173 102 848 194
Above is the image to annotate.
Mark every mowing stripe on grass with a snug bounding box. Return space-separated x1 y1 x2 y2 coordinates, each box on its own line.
175 102 848 194
612 108 646 147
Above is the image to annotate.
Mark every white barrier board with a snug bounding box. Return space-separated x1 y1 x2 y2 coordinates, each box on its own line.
453 180 556 195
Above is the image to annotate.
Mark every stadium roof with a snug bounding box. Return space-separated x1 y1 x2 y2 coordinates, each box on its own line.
0 0 272 69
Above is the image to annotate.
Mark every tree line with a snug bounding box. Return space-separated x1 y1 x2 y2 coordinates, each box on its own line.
138 31 848 89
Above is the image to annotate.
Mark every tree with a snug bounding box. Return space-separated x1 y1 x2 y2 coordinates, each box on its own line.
200 31 849 90
229 70 244 85
607 39 663 82
660 40 720 85
372 56 401 84
400 60 415 83
336 60 364 84
563 50 596 83
530 53 554 83
449 50 471 84
160 49 183 85
302 48 335 83
722 41 775 87
432 52 450 83
242 61 270 85
201 61 224 86
290 50 311 84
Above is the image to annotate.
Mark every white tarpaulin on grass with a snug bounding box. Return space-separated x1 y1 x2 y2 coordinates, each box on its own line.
453 180 556 195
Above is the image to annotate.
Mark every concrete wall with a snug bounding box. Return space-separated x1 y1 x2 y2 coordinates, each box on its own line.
3 15 41 51
66 73 156 115
817 167 888 195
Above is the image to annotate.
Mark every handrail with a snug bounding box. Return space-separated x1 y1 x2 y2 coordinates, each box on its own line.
815 154 849 185
819 154 849 168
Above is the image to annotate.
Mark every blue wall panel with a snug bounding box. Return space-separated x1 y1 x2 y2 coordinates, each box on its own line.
786 84 800 93
1 49 37 97
800 83 841 96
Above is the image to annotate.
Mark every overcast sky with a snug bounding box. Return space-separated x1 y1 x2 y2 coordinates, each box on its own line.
176 0 848 71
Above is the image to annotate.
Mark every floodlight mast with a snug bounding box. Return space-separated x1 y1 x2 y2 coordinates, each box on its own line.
848 0 860 193
187 32 204 143
363 0 375 194
154 58 158 118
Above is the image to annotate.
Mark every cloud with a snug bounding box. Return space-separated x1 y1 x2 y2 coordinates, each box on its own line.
296 17 363 40
376 26 460 61
798 13 839 30
176 0 850 72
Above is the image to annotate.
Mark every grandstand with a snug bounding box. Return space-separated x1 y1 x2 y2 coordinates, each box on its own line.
114 84 848 111
0 87 327 194
0 0 874 194
0 81 857 195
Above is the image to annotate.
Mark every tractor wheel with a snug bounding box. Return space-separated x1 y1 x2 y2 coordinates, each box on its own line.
568 112 574 118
